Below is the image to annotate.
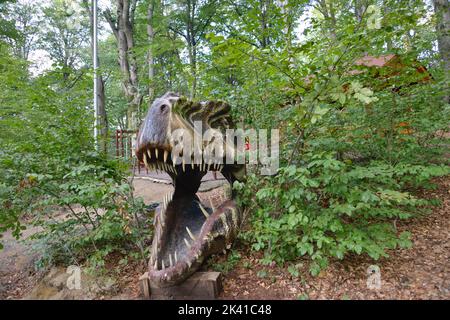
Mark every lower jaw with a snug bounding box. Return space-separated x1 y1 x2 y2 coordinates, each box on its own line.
148 197 239 288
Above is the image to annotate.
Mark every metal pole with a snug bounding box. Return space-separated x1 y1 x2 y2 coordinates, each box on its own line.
93 0 98 149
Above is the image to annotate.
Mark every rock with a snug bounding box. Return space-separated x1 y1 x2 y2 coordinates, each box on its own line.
23 266 118 300
46 268 70 290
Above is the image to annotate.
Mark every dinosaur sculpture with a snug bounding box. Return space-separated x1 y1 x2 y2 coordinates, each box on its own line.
135 92 245 288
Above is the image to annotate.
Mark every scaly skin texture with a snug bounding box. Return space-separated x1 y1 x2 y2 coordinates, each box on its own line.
135 92 245 288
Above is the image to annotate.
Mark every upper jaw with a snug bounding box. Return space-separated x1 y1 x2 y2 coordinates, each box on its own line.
137 144 226 174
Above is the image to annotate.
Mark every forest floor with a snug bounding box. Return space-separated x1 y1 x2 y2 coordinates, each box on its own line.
1 175 448 300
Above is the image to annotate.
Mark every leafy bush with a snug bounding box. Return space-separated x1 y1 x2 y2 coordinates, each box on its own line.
26 156 150 269
0 44 151 269
236 153 449 275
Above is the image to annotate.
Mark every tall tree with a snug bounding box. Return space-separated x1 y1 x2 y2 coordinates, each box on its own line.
104 0 142 130
147 0 160 101
354 0 370 22
7 2 41 60
40 0 90 80
433 0 449 103
0 0 17 41
168 0 218 98
316 0 338 41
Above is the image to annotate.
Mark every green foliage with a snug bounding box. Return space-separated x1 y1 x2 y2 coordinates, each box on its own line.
214 0 450 276
1 0 449 278
209 250 242 274
238 154 448 275
0 40 150 269
27 157 150 269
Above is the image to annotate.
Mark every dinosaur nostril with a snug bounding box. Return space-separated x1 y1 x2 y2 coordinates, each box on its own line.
160 104 167 112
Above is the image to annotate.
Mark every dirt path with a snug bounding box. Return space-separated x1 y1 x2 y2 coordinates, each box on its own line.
0 227 42 299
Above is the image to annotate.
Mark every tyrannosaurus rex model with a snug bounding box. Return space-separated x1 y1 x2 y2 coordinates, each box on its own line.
135 92 245 288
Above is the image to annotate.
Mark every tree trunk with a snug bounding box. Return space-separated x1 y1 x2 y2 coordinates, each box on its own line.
147 0 156 101
383 0 393 50
260 0 268 48
97 75 108 153
433 0 450 103
104 0 142 130
186 0 197 98
354 0 369 23
317 0 337 41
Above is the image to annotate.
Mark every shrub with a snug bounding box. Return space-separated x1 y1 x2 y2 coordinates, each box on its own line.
236 152 449 275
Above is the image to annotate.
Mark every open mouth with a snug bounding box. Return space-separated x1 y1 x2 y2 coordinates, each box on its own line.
136 145 240 287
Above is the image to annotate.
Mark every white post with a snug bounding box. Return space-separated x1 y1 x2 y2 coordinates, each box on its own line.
93 0 99 149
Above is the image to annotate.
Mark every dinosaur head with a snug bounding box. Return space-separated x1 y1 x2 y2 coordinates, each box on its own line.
136 92 245 288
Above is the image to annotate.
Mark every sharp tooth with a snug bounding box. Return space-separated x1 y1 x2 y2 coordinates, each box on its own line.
152 242 157 257
154 260 158 270
191 160 194 169
174 251 178 263
220 213 230 234
218 164 223 171
164 150 168 163
147 149 152 159
182 160 186 172
173 155 177 167
186 226 196 241
184 238 191 249
155 148 159 159
230 207 238 228
162 260 165 269
143 153 149 167
209 197 215 211
161 210 165 226
169 254 173 267
198 202 210 218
